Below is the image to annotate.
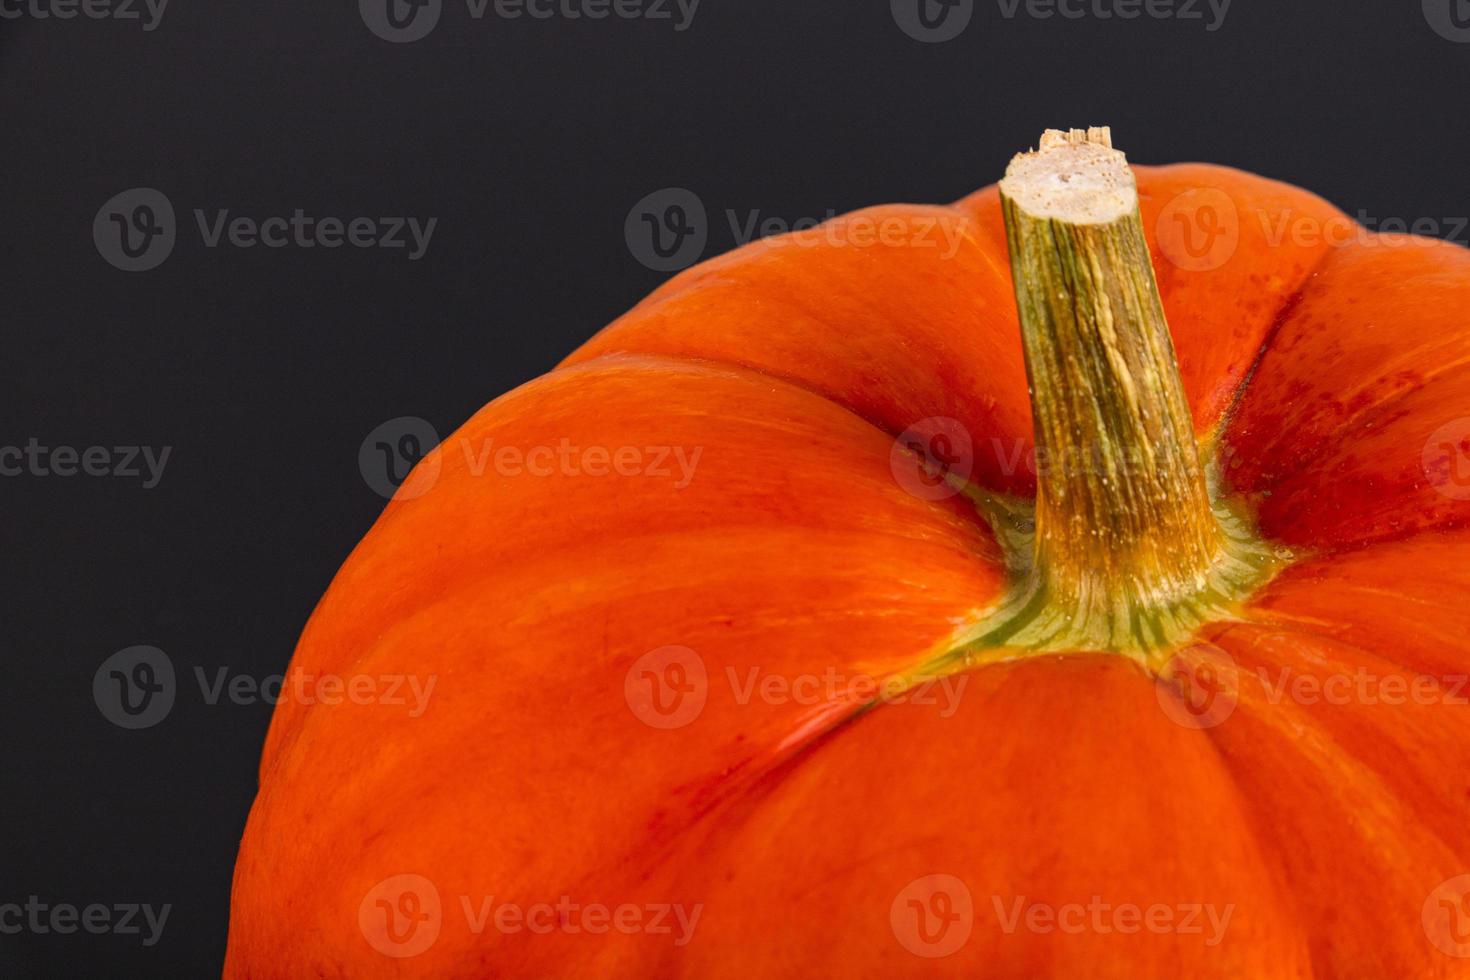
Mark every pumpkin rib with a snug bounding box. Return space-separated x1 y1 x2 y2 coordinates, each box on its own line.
228 351 1029 976
566 204 1039 496
1211 243 1338 452
562 318 1021 495
1202 622 1470 977
1180 699 1319 980
651 655 1314 977
1252 413 1470 551
1243 528 1470 679
559 345 917 442
258 541 871 783
1209 618 1470 856
1223 236 1470 552
1131 163 1345 436
253 352 1012 777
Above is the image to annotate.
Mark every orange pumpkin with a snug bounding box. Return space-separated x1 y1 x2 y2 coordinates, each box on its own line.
225 129 1470 977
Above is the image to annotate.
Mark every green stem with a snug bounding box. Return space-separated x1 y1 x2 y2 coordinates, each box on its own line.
1000 127 1222 627
895 130 1283 681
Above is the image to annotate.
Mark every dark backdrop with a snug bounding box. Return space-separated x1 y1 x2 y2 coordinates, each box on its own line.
2 0 1466 974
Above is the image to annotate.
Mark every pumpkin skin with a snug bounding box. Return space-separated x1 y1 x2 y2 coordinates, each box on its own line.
224 164 1470 978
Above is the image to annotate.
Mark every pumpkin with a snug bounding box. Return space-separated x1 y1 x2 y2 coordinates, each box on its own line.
225 128 1470 977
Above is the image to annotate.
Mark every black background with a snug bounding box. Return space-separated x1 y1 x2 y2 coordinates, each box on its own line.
2 0 1466 974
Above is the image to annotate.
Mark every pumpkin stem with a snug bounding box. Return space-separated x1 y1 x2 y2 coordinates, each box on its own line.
997 128 1226 645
